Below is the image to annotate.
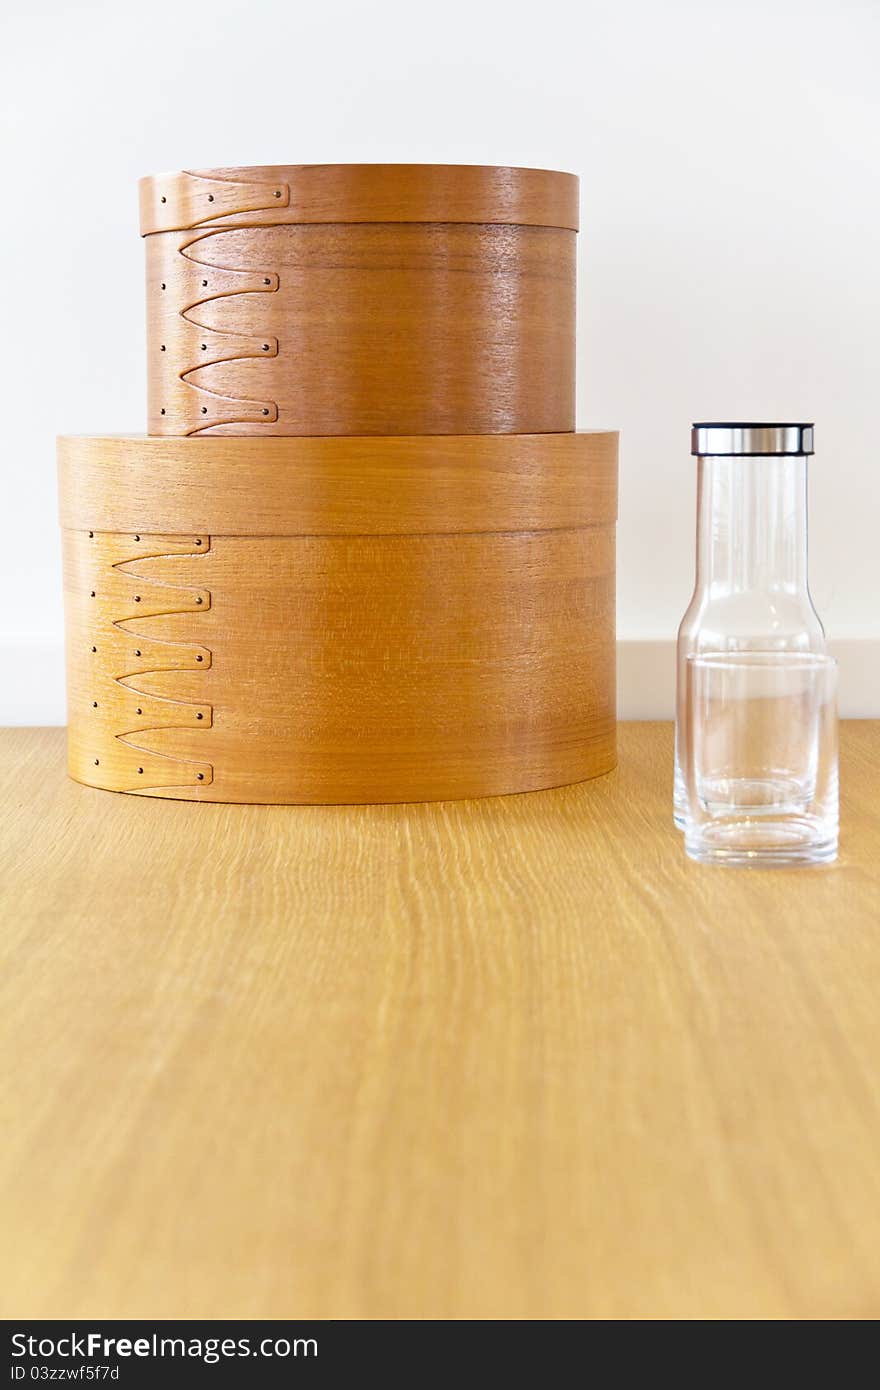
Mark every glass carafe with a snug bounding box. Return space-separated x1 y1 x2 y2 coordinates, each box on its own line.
674 423 826 826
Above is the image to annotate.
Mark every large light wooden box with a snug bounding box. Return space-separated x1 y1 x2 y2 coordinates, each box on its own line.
59 432 617 802
59 164 618 804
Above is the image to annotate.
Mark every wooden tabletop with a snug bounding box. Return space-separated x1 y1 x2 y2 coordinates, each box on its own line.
1 723 878 1320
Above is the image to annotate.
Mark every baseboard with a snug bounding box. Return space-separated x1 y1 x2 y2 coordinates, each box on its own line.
0 638 877 725
618 638 880 719
0 641 68 726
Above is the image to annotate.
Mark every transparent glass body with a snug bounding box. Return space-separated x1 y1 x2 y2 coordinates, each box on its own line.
673 453 826 825
681 653 838 866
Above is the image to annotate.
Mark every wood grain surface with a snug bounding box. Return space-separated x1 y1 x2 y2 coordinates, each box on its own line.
145 221 575 436
139 164 580 235
57 432 619 536
2 723 879 1320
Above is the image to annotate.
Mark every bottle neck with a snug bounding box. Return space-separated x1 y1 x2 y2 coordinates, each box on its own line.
694 453 810 595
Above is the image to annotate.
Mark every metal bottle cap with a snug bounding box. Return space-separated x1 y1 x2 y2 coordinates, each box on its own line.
691 422 814 457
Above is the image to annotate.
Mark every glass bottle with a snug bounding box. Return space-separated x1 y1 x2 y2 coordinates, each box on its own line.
674 423 826 827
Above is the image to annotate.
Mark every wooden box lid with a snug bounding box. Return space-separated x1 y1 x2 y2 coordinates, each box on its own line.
58 432 617 536
139 164 579 236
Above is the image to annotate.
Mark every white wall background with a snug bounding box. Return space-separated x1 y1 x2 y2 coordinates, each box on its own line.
2 0 878 722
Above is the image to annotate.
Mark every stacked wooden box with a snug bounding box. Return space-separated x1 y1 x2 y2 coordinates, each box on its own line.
58 165 618 803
